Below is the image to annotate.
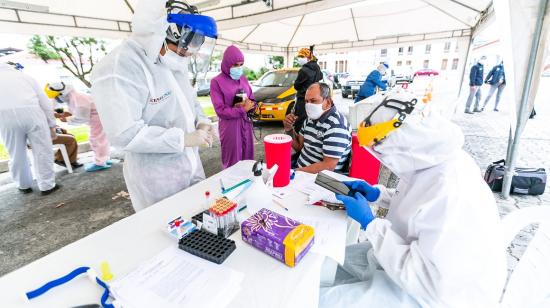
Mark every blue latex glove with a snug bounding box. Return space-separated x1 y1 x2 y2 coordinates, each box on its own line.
336 192 375 230
343 180 381 202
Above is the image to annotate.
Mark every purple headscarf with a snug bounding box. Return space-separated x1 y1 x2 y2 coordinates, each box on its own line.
221 45 245 76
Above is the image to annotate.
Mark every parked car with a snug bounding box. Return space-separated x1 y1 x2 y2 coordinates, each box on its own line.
253 68 299 121
196 82 210 96
414 68 439 77
341 75 366 99
393 67 413 83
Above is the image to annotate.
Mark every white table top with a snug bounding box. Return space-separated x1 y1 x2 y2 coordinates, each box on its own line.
0 160 348 308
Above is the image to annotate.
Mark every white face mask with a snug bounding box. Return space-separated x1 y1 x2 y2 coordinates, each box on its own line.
160 47 189 72
297 57 308 66
305 102 325 120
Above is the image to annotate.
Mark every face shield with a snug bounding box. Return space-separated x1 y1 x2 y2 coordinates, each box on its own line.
357 96 417 147
166 12 217 77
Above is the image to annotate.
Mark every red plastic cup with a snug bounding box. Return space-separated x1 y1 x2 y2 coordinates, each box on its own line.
264 134 292 187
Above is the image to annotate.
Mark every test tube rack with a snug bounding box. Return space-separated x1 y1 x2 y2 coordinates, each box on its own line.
178 229 236 264
208 198 240 238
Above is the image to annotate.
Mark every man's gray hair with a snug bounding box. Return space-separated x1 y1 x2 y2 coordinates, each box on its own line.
312 82 331 99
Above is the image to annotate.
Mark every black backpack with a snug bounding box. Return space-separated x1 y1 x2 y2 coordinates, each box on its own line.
484 159 546 195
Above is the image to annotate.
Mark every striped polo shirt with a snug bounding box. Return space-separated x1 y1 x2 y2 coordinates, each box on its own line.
297 106 352 171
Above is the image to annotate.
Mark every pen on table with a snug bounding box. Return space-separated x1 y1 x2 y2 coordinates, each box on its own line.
290 170 296 180
222 178 252 194
219 179 225 193
272 198 289 211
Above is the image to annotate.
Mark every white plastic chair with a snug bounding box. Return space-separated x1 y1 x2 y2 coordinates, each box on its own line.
500 206 550 308
52 144 73 174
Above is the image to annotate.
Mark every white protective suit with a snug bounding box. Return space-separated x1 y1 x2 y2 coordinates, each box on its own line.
320 109 507 307
91 0 210 211
0 63 56 191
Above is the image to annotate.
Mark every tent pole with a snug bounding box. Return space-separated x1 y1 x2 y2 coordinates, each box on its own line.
457 34 473 98
502 0 548 199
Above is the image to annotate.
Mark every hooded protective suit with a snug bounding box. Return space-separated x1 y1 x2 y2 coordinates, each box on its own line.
320 100 506 307
0 63 56 191
91 0 209 211
355 69 387 102
51 83 110 166
210 45 255 169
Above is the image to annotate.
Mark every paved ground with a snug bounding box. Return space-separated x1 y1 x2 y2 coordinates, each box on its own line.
0 80 548 277
452 86 550 272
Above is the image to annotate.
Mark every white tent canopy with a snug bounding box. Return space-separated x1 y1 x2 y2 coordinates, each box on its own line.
0 0 491 53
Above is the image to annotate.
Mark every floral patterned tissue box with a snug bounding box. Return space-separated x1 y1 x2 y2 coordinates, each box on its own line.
241 208 315 267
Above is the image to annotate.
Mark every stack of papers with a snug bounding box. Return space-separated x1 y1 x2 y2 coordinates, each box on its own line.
110 246 244 308
294 215 347 264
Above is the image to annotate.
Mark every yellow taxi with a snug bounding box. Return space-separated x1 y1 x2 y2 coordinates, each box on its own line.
252 68 299 121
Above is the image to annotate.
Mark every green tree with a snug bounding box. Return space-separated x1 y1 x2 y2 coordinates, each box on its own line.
28 35 107 88
244 67 256 80
27 35 60 62
268 55 284 69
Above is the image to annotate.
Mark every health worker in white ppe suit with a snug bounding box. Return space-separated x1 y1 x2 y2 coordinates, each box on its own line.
0 62 60 195
91 0 218 211
319 92 507 307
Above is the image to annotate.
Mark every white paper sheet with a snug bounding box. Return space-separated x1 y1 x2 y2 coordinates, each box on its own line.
295 216 348 264
110 246 244 308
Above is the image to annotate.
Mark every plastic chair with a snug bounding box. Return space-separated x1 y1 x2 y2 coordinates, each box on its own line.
500 207 550 307
52 144 73 174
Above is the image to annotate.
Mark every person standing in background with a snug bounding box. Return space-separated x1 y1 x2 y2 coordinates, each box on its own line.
465 56 486 114
0 62 60 195
292 46 323 132
210 45 256 169
482 61 506 112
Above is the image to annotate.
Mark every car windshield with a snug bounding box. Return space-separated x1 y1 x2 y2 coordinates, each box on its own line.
257 71 298 87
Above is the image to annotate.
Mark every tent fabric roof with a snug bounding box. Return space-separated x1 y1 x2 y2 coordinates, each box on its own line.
0 0 491 51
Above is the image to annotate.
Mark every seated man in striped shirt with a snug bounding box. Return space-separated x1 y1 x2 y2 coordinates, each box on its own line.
283 82 352 173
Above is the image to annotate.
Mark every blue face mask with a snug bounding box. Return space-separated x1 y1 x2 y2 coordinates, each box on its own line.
230 66 243 80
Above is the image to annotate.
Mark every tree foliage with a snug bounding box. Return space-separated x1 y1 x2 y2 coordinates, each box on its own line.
27 35 60 62
27 35 107 88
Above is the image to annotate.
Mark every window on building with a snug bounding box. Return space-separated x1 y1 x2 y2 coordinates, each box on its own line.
407 46 413 55
406 60 412 66
398 47 404 55
441 59 448 70
444 41 451 53
452 58 459 70
397 61 402 66
334 60 348 73
455 43 459 53
425 44 431 54
381 48 387 57
423 60 429 68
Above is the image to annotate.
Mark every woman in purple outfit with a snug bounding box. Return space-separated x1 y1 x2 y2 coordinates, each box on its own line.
210 45 256 168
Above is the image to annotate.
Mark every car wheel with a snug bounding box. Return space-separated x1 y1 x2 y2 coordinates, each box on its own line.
342 93 348 98
286 101 295 116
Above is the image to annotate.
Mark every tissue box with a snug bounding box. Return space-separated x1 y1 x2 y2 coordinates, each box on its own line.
241 208 314 267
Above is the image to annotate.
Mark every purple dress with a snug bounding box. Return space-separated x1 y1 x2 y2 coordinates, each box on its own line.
210 45 255 169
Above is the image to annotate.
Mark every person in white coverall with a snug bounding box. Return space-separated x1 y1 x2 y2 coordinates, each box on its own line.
319 92 507 307
91 0 218 211
45 82 112 172
0 63 60 195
